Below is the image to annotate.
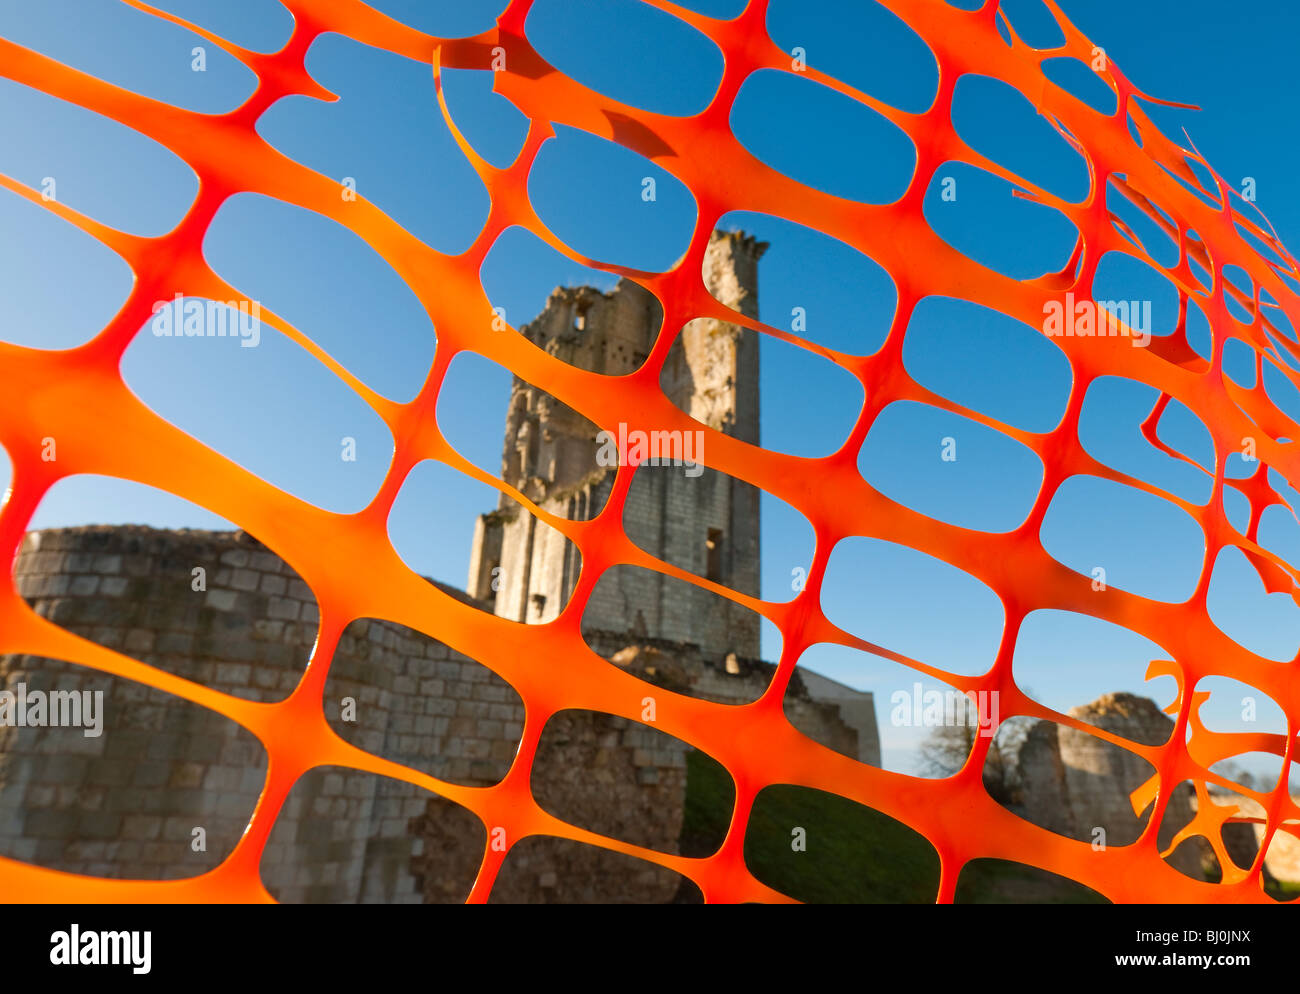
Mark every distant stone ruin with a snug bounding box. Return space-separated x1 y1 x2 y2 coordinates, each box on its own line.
1010 691 1295 887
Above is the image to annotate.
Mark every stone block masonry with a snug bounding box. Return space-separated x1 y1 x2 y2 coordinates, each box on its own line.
0 655 265 882
0 527 699 901
12 525 319 704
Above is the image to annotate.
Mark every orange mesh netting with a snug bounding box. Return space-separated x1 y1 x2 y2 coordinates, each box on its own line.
1 0 1299 904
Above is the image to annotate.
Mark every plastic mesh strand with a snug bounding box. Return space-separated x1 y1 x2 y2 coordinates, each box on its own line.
1 0 1299 903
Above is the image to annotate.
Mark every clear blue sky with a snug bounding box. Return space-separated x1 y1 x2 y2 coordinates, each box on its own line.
0 0 1296 780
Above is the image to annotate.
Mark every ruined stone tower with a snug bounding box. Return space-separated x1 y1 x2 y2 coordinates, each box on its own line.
468 230 769 661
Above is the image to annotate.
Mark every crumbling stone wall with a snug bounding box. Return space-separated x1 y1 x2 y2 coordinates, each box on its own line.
0 526 714 903
264 609 528 904
491 710 690 903
0 525 309 882
0 655 265 881
583 631 861 762
1012 693 1276 883
12 525 319 703
798 668 883 767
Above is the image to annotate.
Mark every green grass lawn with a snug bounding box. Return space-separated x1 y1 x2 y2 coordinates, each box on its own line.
1263 878 1300 902
679 749 1108 904
953 858 1108 904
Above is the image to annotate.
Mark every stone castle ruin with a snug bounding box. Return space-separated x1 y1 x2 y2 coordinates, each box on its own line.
468 230 766 662
0 231 880 903
1006 692 1299 888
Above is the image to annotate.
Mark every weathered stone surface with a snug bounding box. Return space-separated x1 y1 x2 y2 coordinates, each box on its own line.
1009 692 1298 884
1012 695 1195 867
0 656 264 881
489 836 689 905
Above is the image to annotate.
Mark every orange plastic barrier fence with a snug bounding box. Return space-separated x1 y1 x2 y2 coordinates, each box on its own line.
1 0 1298 903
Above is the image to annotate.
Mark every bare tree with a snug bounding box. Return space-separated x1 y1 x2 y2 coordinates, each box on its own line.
918 701 1031 806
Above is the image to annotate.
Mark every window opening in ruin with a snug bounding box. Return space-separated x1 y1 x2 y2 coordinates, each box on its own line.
573 299 591 332
706 528 724 583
